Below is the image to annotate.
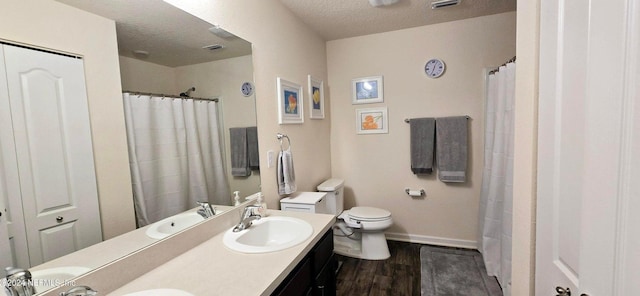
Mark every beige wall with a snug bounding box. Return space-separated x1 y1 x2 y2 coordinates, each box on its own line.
164 0 332 209
327 12 516 246
512 0 540 294
119 56 177 94
0 0 136 239
174 55 261 200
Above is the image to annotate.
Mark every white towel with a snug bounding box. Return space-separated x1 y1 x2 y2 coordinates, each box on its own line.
277 148 296 195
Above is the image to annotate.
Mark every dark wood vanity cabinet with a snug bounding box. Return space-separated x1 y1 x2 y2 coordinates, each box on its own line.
273 229 336 296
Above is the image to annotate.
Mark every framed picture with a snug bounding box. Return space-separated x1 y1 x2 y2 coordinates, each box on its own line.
308 75 325 119
277 77 304 124
356 107 388 134
351 76 383 104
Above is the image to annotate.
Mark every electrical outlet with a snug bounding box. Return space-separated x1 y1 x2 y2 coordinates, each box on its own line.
267 150 274 168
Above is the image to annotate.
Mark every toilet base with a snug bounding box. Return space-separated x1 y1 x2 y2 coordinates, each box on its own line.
333 229 390 260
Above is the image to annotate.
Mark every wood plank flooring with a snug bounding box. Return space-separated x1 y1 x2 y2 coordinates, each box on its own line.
336 240 422 296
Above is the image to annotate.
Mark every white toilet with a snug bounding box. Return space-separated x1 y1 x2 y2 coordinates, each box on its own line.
280 179 392 260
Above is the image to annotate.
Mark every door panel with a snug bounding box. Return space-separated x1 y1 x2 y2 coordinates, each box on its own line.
536 0 588 292
3 44 102 266
0 45 27 269
537 0 637 295
39 221 79 262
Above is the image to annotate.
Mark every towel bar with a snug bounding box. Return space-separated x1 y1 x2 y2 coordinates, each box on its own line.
276 133 291 150
404 116 470 123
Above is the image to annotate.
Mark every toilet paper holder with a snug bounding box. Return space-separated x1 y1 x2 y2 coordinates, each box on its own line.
404 188 425 197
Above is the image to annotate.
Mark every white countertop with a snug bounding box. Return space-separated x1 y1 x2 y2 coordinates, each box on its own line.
107 210 334 296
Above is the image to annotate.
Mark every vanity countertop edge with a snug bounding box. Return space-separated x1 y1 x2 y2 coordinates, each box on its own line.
104 210 334 295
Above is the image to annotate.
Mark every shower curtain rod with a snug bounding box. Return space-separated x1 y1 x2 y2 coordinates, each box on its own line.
123 90 218 102
488 56 516 75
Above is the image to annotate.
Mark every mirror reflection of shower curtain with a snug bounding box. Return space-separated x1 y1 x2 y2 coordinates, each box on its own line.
477 62 515 296
123 93 230 226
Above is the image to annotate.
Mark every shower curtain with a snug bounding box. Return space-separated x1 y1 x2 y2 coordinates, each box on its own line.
123 93 230 226
478 62 516 295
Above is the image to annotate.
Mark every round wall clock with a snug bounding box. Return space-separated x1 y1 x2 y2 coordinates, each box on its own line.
241 81 254 97
424 59 446 78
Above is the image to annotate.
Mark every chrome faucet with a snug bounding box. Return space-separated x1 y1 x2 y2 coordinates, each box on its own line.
196 201 216 218
3 267 36 296
233 205 262 232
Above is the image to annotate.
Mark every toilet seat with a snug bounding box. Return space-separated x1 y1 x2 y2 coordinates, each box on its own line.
339 207 393 231
347 207 391 221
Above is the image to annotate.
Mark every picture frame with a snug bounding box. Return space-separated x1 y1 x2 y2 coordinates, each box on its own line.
277 77 304 124
356 107 388 134
351 76 383 104
308 75 325 119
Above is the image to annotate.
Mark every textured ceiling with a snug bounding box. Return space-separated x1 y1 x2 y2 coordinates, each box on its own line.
279 0 516 40
55 0 252 67
53 0 515 66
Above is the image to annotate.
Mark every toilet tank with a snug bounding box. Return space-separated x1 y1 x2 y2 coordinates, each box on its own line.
317 179 344 215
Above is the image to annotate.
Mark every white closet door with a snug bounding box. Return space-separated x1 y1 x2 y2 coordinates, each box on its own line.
0 45 27 269
3 45 102 266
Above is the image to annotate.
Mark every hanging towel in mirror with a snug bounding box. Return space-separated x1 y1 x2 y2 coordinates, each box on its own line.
277 148 296 194
230 127 251 177
410 118 436 174
247 126 260 170
436 116 468 182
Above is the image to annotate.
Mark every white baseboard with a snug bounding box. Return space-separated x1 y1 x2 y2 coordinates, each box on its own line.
385 232 478 249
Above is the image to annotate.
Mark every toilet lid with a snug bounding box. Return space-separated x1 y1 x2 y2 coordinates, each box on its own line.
348 207 391 221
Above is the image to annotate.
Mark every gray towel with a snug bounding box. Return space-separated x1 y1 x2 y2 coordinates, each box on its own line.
436 116 468 182
246 126 260 170
410 118 436 174
230 127 251 177
277 148 296 195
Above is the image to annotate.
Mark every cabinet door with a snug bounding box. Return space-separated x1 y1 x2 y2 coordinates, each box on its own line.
3 45 102 266
314 255 336 296
275 257 312 296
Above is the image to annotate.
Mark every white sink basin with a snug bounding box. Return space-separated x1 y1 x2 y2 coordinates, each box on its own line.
146 210 207 239
123 288 195 296
223 216 313 253
30 266 91 293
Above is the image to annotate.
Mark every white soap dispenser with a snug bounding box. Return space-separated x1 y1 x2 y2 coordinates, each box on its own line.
233 191 241 206
255 192 267 217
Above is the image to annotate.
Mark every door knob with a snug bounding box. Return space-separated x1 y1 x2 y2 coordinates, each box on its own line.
556 286 571 296
56 216 64 223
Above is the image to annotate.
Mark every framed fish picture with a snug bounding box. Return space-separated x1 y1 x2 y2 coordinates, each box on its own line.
308 75 325 119
277 77 304 124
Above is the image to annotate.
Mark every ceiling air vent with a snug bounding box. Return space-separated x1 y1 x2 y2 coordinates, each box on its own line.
202 44 225 51
431 0 460 9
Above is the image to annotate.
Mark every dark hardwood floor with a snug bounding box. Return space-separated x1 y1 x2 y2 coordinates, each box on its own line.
336 240 422 296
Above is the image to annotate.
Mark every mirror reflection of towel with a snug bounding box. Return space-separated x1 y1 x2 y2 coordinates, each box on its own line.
230 127 251 177
277 148 296 194
247 126 260 170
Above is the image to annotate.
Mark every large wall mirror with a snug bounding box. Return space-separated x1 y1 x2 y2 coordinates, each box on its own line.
16 1 259 293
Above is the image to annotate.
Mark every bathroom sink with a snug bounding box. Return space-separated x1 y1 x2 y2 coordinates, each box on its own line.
30 266 91 293
122 288 195 296
146 210 206 239
223 216 313 253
